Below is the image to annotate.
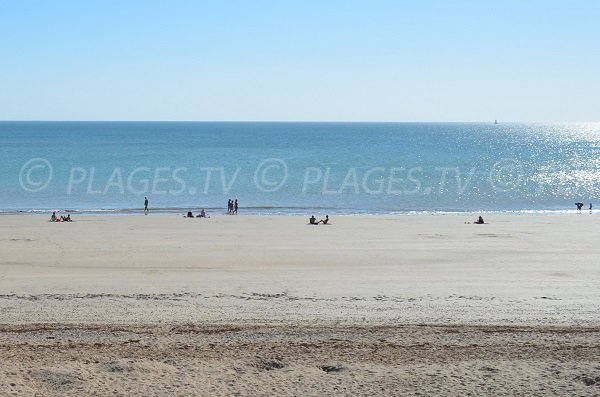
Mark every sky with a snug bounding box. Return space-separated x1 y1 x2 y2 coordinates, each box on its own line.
0 1 599 122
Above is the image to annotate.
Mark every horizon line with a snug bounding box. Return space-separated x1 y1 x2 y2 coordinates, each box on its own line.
1 119 599 124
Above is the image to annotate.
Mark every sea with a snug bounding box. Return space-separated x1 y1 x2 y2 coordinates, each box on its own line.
1 121 599 216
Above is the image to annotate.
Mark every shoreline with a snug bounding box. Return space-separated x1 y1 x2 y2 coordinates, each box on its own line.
0 209 594 217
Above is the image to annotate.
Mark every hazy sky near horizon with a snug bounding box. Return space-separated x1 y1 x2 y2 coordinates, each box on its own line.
0 1 599 122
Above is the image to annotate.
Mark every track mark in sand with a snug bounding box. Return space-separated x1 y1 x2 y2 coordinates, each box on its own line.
2 238 37 242
480 366 499 373
169 324 245 334
49 238 66 267
418 234 446 239
251 358 286 371
28 230 66 267
96 359 178 377
476 233 513 238
574 374 600 386
98 361 136 374
320 365 346 373
549 272 571 278
246 292 288 299
30 369 84 393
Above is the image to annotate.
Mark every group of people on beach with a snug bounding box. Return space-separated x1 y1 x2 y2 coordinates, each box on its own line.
309 215 329 225
138 197 593 221
183 198 239 218
575 202 592 211
50 212 72 222
48 197 596 223
185 209 208 218
144 196 209 219
464 216 485 225
227 199 238 215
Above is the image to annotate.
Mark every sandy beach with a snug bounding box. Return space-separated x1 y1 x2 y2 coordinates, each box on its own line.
1 214 600 395
2 0 600 393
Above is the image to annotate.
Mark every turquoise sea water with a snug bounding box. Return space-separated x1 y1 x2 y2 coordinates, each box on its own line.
1 122 599 215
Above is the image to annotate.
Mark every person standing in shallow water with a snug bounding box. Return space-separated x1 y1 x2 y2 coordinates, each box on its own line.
144 197 149 215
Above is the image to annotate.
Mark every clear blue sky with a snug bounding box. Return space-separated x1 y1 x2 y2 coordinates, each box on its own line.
0 1 598 121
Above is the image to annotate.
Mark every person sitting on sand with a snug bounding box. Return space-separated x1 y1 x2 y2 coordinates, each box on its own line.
474 216 485 224
186 211 194 218
197 209 207 218
51 212 57 222
309 215 318 225
318 215 330 225
65 214 72 222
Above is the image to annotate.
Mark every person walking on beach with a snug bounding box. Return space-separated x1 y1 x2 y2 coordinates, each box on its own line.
144 197 149 215
234 199 238 215
227 199 232 214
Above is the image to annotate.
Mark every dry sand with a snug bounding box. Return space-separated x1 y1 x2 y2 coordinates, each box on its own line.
1 214 599 395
